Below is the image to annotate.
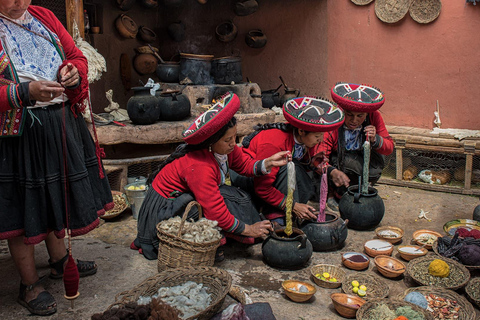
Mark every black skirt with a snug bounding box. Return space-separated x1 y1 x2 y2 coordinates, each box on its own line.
0 104 113 244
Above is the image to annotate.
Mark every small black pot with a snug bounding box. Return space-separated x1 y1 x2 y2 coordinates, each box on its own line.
157 89 191 121
245 29 267 48
261 89 281 108
339 185 385 230
156 61 179 83
127 86 161 125
262 227 312 269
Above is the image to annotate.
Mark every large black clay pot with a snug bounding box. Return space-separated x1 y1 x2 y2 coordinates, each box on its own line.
262 227 312 269
300 213 348 252
179 53 214 85
474 204 480 221
157 89 191 121
156 61 179 83
211 56 242 84
339 185 385 230
127 87 161 125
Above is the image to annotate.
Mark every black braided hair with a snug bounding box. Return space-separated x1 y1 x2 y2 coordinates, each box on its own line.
242 122 302 148
147 117 237 185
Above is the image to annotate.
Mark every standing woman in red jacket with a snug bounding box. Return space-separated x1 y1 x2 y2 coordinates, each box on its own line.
316 83 394 210
0 0 112 316
133 92 291 260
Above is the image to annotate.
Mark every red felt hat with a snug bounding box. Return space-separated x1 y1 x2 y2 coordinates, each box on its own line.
331 82 385 112
182 92 240 145
282 96 345 132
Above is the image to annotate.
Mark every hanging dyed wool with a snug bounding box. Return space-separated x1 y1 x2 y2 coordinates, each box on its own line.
317 166 328 222
361 137 371 195
285 161 296 236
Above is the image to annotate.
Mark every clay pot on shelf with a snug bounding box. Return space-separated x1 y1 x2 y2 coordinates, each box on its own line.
299 212 348 252
116 0 135 11
133 53 158 75
211 56 242 84
115 14 138 39
262 227 312 269
215 21 238 43
339 185 385 230
179 53 214 85
138 26 157 43
157 88 191 121
234 0 259 16
127 87 161 125
245 29 267 48
281 88 301 105
156 61 180 83
167 22 185 42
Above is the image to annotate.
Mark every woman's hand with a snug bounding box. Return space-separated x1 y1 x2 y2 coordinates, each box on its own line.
293 202 317 220
241 220 273 238
58 63 80 88
364 125 377 144
28 81 65 102
264 151 292 171
330 168 350 187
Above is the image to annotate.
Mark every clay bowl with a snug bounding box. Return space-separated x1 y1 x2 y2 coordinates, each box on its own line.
412 229 442 250
342 252 370 271
375 226 404 244
330 293 366 318
115 14 138 39
397 245 428 261
282 280 316 303
364 239 393 258
374 255 406 278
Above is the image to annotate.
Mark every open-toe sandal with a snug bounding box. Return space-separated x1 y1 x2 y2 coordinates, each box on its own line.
18 275 57 316
215 248 225 263
49 252 98 279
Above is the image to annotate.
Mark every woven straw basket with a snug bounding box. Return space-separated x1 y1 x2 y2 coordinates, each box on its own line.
112 266 232 320
351 0 374 5
409 0 441 24
375 0 411 24
342 274 389 300
399 286 475 320
310 264 345 289
156 201 221 272
102 191 128 220
465 277 480 309
432 239 480 270
356 299 434 320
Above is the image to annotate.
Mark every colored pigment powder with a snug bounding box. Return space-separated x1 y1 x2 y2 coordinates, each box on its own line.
348 254 369 262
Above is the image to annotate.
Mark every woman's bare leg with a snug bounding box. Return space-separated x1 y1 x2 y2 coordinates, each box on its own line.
45 233 67 276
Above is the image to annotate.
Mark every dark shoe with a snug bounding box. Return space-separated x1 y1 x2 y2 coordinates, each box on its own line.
18 275 57 316
326 197 339 212
215 248 225 263
49 252 97 279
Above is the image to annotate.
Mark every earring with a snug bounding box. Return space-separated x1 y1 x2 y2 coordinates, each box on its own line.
208 145 212 152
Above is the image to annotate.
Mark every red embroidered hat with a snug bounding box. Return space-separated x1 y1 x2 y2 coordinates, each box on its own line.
331 82 385 112
283 96 345 132
182 92 240 144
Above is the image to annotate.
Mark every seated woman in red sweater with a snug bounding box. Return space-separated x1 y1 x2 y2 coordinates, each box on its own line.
316 83 394 210
133 92 291 260
239 97 347 225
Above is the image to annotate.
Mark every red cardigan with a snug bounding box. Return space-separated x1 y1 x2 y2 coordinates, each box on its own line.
242 128 316 210
152 146 262 232
316 111 394 158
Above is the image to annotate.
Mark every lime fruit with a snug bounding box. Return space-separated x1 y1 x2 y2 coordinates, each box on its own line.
352 287 359 294
358 289 366 297
359 285 367 291
322 272 330 278
315 273 321 278
351 280 359 287
330 278 337 282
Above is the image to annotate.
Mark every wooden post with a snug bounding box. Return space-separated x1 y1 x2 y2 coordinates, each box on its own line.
395 139 406 181
464 141 476 191
65 0 84 38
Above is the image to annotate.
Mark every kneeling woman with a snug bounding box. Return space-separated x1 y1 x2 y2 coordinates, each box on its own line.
133 93 291 259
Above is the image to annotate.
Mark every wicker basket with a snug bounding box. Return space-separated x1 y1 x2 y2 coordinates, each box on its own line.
102 191 128 220
351 0 374 5
399 286 475 320
465 277 480 309
356 299 434 320
156 201 221 272
342 274 389 300
432 239 480 270
112 266 232 320
406 255 471 290
375 0 411 24
310 264 345 289
409 0 441 24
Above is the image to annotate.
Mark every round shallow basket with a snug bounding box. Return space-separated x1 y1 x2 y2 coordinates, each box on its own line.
342 274 389 300
399 286 475 320
432 239 480 271
409 0 441 24
406 255 470 290
102 191 128 220
351 0 374 5
356 299 434 320
310 264 345 289
156 201 221 271
465 277 480 309
112 266 232 320
375 0 410 24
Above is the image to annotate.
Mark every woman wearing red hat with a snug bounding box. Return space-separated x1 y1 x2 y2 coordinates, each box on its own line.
133 92 291 260
317 83 394 210
239 96 347 225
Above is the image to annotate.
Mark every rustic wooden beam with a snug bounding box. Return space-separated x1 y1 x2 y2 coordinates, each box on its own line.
65 0 84 38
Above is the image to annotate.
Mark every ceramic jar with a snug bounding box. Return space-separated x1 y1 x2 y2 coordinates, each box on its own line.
211 56 242 84
179 53 214 85
138 26 157 43
115 14 138 39
215 21 237 43
133 53 158 75
300 213 348 252
245 29 267 48
116 0 135 11
262 227 312 269
157 89 191 121
127 87 161 125
261 89 281 108
156 61 180 83
281 88 301 105
339 185 385 230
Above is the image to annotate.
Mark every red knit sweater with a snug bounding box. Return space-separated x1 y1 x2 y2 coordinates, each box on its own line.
152 146 262 232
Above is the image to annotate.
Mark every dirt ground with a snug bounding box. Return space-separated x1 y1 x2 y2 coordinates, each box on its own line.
1 184 479 320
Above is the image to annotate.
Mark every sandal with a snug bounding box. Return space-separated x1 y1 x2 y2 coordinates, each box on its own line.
49 252 98 279
18 275 57 316
215 248 225 263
